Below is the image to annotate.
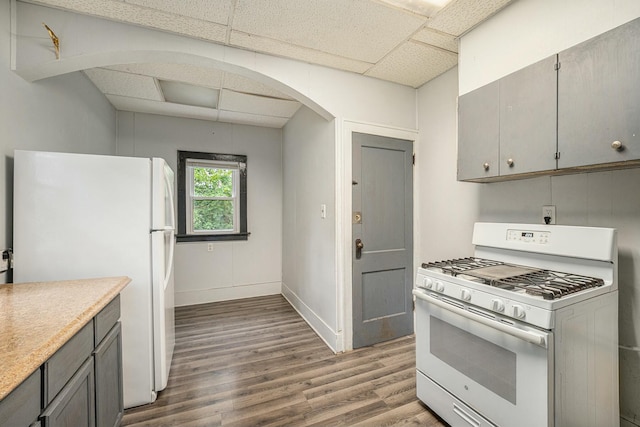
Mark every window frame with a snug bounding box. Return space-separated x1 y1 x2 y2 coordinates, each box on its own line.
177 150 248 242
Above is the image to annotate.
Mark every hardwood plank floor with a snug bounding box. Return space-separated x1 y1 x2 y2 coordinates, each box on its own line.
122 295 448 427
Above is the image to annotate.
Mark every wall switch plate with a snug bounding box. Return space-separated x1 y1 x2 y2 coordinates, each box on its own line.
542 205 556 225
320 204 327 219
207 243 214 252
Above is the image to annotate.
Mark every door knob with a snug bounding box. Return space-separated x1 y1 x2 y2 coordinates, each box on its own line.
355 238 364 259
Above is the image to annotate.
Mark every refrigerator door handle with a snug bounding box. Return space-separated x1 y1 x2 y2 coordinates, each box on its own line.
164 229 175 290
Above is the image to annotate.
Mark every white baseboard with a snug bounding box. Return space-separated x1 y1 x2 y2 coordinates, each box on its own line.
281 283 343 353
175 281 282 307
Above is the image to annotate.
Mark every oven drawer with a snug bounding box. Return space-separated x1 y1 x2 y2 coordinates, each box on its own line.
417 370 496 427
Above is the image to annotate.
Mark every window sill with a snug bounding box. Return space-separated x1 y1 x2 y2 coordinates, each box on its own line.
176 232 250 242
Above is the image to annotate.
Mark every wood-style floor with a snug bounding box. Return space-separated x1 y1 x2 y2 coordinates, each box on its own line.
122 295 448 427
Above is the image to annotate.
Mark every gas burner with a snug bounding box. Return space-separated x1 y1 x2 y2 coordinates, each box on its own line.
421 257 604 300
421 257 503 275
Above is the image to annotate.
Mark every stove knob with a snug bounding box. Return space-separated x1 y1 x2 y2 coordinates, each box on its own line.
491 299 505 313
422 277 433 289
461 289 472 301
513 305 526 319
435 281 445 292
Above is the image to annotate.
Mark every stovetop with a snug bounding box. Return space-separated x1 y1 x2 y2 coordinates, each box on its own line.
421 257 604 301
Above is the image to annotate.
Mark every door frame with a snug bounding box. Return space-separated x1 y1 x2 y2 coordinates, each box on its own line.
338 120 419 352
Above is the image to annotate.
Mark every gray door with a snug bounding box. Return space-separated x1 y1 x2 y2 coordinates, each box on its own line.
352 132 413 348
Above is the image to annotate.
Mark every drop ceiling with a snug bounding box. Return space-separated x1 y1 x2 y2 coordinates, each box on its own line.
24 0 515 128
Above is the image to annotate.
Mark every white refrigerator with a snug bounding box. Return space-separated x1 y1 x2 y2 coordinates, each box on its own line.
13 150 176 409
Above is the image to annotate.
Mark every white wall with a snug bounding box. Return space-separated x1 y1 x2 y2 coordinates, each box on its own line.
418 1 640 424
117 112 283 306
459 0 640 94
282 106 338 350
0 1 116 283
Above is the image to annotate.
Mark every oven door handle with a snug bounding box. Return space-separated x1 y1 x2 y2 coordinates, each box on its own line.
413 290 548 349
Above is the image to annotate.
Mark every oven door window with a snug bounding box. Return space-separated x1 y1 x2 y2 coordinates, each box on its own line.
415 296 552 427
431 316 517 404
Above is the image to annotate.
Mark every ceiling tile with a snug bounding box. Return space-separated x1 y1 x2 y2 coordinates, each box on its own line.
365 40 457 88
106 63 225 89
218 89 301 118
231 0 427 63
217 110 289 129
123 0 233 25
230 31 372 74
412 28 458 52
84 68 162 100
428 0 514 36
222 73 294 100
106 94 220 121
31 0 228 42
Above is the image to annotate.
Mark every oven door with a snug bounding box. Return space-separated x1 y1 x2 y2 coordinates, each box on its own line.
414 289 553 427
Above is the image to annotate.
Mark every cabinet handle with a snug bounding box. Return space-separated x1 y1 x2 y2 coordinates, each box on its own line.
483 162 490 171
506 158 514 167
611 140 623 151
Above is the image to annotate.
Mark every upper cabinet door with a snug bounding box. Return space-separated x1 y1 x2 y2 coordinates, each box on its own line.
558 18 640 168
499 55 558 176
458 81 500 181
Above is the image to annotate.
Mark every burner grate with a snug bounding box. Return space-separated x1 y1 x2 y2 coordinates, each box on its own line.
422 257 604 300
421 257 503 276
495 271 604 300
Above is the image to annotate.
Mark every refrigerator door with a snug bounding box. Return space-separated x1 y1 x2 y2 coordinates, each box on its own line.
13 150 156 408
151 158 176 391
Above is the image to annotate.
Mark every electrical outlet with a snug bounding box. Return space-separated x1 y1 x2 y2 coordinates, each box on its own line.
542 205 556 225
207 243 214 252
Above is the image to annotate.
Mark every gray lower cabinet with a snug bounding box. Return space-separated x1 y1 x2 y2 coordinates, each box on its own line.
40 359 95 427
94 323 123 427
558 17 640 168
0 369 41 427
0 295 123 427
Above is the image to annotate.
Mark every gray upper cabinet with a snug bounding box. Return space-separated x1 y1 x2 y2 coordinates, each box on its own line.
558 17 640 168
458 80 500 181
499 55 558 176
458 17 640 182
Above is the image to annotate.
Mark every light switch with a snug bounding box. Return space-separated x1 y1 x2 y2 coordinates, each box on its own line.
320 204 327 219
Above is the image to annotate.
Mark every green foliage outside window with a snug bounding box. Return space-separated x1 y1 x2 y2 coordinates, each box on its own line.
192 167 235 231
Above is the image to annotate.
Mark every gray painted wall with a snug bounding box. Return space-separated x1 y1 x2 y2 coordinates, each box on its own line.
0 1 116 284
116 112 283 306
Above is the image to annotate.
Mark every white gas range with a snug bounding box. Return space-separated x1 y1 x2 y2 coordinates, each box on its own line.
414 223 619 427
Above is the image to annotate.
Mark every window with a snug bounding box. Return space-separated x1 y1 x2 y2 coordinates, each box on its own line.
177 151 248 242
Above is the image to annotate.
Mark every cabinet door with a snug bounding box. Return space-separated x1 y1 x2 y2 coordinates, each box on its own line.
41 358 95 427
0 369 41 427
458 81 500 181
500 55 558 176
94 323 123 427
558 17 640 168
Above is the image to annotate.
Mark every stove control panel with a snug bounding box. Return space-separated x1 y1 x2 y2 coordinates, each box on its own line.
506 229 550 244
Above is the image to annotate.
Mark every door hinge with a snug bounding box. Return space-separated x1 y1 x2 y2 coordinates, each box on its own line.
412 154 415 165
555 152 561 160
554 62 561 71
412 299 415 311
